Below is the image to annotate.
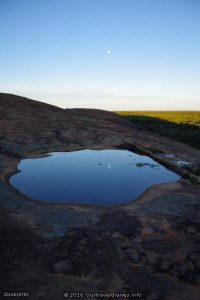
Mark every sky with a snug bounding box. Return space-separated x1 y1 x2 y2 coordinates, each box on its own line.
0 0 200 110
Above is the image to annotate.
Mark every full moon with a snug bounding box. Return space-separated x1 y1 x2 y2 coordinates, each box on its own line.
107 50 111 55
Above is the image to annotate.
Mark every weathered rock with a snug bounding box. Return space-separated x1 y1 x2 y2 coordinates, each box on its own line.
1 94 200 299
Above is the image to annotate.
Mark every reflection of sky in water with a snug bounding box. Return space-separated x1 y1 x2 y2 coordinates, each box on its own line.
10 150 180 205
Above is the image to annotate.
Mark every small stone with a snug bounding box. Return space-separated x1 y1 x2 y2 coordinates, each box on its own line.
112 231 121 238
160 260 170 270
126 249 140 262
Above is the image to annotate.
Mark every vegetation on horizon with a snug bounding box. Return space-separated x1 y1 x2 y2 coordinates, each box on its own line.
115 111 200 149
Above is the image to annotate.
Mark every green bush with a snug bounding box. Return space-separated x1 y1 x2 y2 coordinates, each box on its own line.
115 112 200 149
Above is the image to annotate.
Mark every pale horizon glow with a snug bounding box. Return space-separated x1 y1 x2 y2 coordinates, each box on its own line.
0 0 200 110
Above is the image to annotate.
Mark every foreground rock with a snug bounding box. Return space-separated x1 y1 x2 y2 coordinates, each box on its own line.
0 93 200 299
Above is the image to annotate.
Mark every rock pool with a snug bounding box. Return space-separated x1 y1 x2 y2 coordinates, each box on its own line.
10 149 180 205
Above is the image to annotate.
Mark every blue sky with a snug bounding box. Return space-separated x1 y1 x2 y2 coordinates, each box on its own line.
0 0 200 110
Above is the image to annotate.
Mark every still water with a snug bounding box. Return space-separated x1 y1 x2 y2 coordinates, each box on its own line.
10 149 180 205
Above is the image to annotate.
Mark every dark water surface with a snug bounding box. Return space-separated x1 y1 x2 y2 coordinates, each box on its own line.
10 149 180 205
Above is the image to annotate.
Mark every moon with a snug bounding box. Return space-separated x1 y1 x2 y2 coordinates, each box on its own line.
107 50 111 55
